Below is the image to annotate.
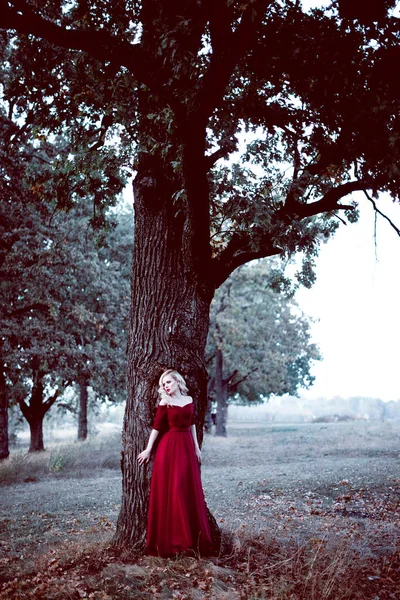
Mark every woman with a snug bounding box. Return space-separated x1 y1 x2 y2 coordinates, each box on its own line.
138 369 213 557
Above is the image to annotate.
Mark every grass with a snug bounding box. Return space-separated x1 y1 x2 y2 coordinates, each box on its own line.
0 432 121 484
0 527 399 599
1 420 399 599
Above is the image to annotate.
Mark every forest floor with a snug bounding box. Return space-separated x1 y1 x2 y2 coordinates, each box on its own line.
0 420 399 599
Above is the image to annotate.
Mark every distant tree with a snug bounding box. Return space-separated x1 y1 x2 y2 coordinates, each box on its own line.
0 143 131 450
1 0 399 548
207 261 320 435
0 55 132 451
56 207 133 440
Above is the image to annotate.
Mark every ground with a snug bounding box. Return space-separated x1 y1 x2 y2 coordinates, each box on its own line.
0 420 399 599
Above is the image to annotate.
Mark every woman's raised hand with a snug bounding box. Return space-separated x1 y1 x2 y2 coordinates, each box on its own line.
137 448 151 465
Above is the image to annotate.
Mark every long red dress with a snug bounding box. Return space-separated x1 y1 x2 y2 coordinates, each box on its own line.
145 403 214 557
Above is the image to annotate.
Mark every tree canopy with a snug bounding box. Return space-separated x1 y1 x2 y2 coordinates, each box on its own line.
0 105 132 452
1 0 399 271
208 260 320 404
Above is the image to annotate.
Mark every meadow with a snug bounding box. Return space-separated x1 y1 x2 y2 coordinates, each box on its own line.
0 420 399 599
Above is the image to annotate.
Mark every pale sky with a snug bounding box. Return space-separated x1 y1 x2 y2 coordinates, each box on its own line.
296 194 400 401
294 0 400 401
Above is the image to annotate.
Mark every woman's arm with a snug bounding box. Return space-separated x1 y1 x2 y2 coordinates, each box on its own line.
137 429 159 465
190 424 202 463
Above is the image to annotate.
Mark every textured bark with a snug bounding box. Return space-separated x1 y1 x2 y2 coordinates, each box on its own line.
214 348 229 437
0 367 9 460
114 161 219 550
28 417 45 453
204 396 213 434
77 378 88 441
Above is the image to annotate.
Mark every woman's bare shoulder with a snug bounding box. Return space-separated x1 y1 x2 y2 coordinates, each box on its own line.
184 395 193 404
159 399 168 406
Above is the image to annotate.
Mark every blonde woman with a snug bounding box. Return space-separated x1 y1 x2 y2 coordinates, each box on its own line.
138 369 213 557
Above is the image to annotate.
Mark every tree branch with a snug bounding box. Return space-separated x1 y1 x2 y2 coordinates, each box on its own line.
205 0 233 56
196 0 273 120
229 367 259 394
211 179 367 288
291 180 367 219
18 397 31 423
43 388 62 413
57 402 77 415
224 369 238 387
212 231 282 289
363 190 400 237
7 302 50 318
205 146 231 171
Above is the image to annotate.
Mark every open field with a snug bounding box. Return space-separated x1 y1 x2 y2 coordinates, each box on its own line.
1 420 399 599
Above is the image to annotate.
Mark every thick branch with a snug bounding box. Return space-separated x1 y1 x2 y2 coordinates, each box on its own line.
206 0 232 56
18 397 31 423
224 369 238 387
205 147 231 171
211 179 367 288
43 388 62 413
7 302 50 318
196 0 272 120
292 180 367 219
229 367 259 394
212 231 281 289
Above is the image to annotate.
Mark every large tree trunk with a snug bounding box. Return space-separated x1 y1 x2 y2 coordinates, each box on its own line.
113 0 221 553
77 378 88 441
114 163 218 550
0 366 9 460
215 348 229 437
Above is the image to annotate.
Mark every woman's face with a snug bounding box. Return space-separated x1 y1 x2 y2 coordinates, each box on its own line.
162 375 179 396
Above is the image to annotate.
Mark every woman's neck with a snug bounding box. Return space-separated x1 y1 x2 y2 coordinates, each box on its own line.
169 391 184 403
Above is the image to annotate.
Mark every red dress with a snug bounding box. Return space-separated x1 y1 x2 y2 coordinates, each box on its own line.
145 403 213 557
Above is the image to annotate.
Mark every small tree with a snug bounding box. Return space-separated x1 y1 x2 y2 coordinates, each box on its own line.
207 261 320 435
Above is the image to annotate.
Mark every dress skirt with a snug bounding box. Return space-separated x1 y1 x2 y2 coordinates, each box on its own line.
145 403 213 557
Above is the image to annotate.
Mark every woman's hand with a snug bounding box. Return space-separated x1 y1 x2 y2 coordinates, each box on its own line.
195 447 201 463
137 448 151 465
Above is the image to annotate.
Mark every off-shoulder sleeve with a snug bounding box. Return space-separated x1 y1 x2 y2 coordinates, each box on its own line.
153 404 168 432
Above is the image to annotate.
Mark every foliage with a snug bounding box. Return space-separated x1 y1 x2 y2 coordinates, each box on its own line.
0 100 132 436
207 260 321 403
0 1 399 279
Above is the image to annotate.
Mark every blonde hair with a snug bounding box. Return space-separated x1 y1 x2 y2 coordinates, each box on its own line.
158 369 189 400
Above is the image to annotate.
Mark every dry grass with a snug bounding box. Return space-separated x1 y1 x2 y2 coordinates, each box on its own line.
0 433 121 484
1 527 399 600
1 420 399 599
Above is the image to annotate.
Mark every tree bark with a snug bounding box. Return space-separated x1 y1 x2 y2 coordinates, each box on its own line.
0 366 9 460
77 378 88 441
28 417 45 453
204 396 213 434
214 348 229 437
113 156 219 550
